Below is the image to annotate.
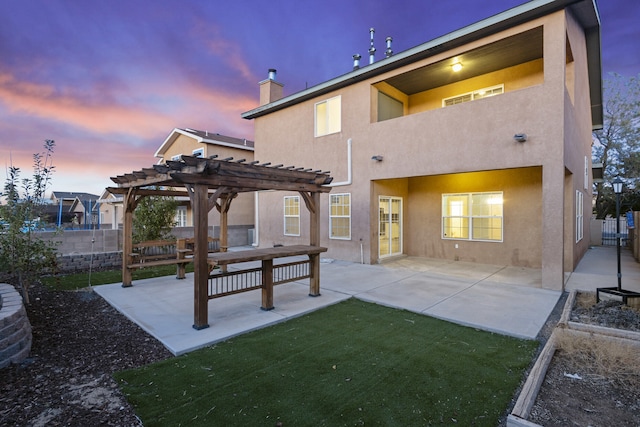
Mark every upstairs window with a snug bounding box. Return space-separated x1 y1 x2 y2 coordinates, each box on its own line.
315 96 341 137
192 148 204 158
442 84 504 107
171 154 182 161
284 196 300 236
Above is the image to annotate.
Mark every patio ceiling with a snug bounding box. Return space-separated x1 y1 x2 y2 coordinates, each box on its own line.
383 27 544 95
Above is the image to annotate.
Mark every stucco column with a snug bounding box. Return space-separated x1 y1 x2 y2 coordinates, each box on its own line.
541 165 565 290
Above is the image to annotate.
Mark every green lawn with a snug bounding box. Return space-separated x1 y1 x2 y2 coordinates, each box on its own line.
115 299 537 426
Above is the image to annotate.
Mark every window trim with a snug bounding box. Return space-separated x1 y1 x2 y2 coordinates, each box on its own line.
329 193 351 240
442 191 504 242
314 95 341 137
442 84 504 107
576 190 584 243
175 206 187 227
171 154 182 161
192 148 204 158
283 196 300 237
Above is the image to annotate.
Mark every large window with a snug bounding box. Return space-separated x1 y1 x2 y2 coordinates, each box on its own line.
442 192 503 241
330 193 351 239
284 196 300 236
315 96 341 137
576 190 584 242
442 84 504 107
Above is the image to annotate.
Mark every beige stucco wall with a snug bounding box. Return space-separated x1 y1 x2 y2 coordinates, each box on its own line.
251 9 594 291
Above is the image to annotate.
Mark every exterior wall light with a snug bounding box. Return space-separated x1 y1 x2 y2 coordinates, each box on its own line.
451 62 463 72
371 155 383 161
514 133 527 143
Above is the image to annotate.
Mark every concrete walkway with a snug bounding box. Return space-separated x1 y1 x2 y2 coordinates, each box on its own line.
94 246 639 356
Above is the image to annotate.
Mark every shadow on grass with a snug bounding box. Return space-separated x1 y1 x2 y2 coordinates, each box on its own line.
115 298 537 426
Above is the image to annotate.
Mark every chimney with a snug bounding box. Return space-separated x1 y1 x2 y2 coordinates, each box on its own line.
352 54 362 70
259 68 284 106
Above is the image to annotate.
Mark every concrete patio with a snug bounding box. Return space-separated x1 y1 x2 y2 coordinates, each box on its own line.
94 245 640 355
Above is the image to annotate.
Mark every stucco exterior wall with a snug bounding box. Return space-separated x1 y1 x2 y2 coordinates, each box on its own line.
251 9 594 291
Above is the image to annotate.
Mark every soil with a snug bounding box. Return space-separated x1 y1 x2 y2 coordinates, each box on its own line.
528 296 640 426
1 283 639 426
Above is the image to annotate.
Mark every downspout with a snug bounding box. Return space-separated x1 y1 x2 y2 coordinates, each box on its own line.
252 191 260 247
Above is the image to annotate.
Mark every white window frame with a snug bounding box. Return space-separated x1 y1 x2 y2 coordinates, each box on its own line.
175 206 187 227
171 154 182 161
442 192 504 242
576 190 584 243
192 148 204 158
442 84 504 107
314 95 341 137
284 196 300 236
329 193 351 240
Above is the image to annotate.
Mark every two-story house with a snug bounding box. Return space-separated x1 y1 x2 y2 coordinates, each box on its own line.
241 0 602 291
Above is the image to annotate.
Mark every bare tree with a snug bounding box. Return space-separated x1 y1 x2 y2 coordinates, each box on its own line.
593 74 640 218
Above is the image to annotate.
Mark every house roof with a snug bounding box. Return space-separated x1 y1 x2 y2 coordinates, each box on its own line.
154 128 254 159
241 0 602 128
51 191 100 201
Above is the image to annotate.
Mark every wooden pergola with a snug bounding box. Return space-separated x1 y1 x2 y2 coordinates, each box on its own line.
108 155 333 329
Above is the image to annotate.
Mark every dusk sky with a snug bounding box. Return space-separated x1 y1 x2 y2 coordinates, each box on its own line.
1 0 638 196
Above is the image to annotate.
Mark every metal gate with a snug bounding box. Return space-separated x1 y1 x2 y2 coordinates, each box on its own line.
602 217 628 246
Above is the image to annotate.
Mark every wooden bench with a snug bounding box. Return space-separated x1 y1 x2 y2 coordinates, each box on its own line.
176 237 221 256
126 239 192 279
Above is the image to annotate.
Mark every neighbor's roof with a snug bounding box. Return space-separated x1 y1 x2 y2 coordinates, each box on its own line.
50 191 100 201
154 128 254 158
242 0 602 128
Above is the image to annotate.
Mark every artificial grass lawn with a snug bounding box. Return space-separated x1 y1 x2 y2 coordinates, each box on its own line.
41 263 195 290
115 299 537 426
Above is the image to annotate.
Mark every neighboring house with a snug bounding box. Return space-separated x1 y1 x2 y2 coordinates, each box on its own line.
154 128 256 239
50 191 100 228
97 190 123 230
241 0 602 291
69 193 100 228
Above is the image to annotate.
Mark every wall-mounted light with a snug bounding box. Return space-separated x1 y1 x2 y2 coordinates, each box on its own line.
513 133 528 143
371 155 383 162
451 62 463 72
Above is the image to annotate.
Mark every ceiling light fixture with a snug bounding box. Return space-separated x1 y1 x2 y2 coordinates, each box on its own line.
451 62 463 72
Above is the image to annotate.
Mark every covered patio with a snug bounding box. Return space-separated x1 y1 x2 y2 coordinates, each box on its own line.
107 155 333 329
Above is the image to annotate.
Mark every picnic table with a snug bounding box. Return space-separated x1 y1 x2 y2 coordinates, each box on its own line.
206 245 327 310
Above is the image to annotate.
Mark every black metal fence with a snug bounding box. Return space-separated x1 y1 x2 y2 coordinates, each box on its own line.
602 217 628 246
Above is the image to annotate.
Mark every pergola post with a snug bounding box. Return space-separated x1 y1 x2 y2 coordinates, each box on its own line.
121 189 136 287
191 184 210 330
307 191 321 296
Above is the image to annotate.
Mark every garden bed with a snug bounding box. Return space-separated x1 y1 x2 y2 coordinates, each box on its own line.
509 290 640 426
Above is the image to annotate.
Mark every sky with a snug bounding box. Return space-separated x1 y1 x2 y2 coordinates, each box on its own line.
1 0 638 197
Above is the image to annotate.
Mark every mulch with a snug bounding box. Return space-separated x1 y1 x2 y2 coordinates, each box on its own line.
0 282 172 426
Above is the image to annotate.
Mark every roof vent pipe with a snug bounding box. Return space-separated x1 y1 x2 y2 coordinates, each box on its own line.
268 68 277 80
352 54 361 70
369 28 376 64
385 36 393 58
